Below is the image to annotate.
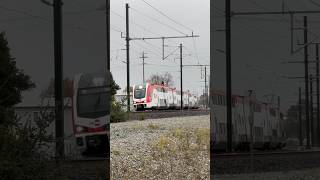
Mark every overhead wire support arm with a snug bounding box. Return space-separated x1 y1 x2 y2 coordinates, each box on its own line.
183 64 210 67
124 34 200 41
121 34 199 60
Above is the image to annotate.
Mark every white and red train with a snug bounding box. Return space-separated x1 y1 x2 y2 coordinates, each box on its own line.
132 82 199 111
211 90 286 151
72 72 111 156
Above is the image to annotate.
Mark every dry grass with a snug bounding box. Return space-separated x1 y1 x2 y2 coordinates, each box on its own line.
147 123 160 130
111 126 210 179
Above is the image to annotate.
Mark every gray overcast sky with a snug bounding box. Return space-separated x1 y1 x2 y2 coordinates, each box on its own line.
111 0 210 95
1 0 209 106
213 0 320 111
4 0 319 111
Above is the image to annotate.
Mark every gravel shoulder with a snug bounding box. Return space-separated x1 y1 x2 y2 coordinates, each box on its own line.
111 115 210 180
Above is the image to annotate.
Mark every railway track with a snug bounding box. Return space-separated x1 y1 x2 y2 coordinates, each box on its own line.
66 157 108 162
212 149 320 174
129 108 209 120
213 149 320 159
48 157 109 180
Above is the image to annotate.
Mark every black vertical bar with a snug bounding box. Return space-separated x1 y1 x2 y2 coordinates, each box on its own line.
311 75 314 147
126 4 130 113
304 16 310 149
106 0 110 70
54 0 64 159
316 44 320 146
180 43 183 109
226 0 232 152
299 87 303 146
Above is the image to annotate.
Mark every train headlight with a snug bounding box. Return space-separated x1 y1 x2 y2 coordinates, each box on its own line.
76 126 84 132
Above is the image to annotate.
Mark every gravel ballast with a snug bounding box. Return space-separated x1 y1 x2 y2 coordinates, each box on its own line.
110 115 210 180
213 167 320 180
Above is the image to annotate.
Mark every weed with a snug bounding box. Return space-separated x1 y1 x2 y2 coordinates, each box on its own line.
139 113 145 121
147 123 160 130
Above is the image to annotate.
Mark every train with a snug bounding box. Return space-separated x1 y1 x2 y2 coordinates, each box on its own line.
72 72 111 156
211 90 286 152
132 82 199 111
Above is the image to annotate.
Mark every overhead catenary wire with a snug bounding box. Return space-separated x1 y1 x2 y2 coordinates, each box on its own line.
308 0 320 7
0 4 88 31
130 7 187 36
111 10 163 37
132 40 163 58
140 0 194 33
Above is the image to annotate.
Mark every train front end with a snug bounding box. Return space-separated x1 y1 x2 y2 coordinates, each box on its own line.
73 72 111 157
133 83 153 111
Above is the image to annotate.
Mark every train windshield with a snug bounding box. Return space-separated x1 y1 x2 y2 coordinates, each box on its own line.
77 87 110 118
134 85 146 99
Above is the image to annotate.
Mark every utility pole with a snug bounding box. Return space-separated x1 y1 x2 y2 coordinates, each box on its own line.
316 44 320 146
299 87 303 146
53 0 64 159
227 6 320 153
180 43 183 109
139 52 148 84
248 90 254 173
310 75 314 147
304 16 311 149
126 3 130 113
182 64 210 109
226 0 232 152
205 66 207 109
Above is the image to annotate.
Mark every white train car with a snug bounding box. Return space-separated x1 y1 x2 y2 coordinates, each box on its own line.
211 90 285 151
133 82 199 110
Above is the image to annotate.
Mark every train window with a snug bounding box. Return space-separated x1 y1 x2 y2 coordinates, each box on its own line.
270 109 276 117
33 111 39 121
272 129 277 137
254 104 261 112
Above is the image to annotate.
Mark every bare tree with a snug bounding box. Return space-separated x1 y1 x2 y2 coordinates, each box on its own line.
148 72 174 86
40 78 73 99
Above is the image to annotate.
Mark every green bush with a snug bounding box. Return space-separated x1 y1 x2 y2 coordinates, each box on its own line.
111 99 127 123
0 107 53 180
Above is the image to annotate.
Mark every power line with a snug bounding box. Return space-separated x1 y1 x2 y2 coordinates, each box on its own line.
308 0 320 8
132 40 163 58
211 5 225 14
140 0 194 32
130 7 187 35
0 5 85 31
111 27 123 33
111 10 163 37
246 0 269 11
